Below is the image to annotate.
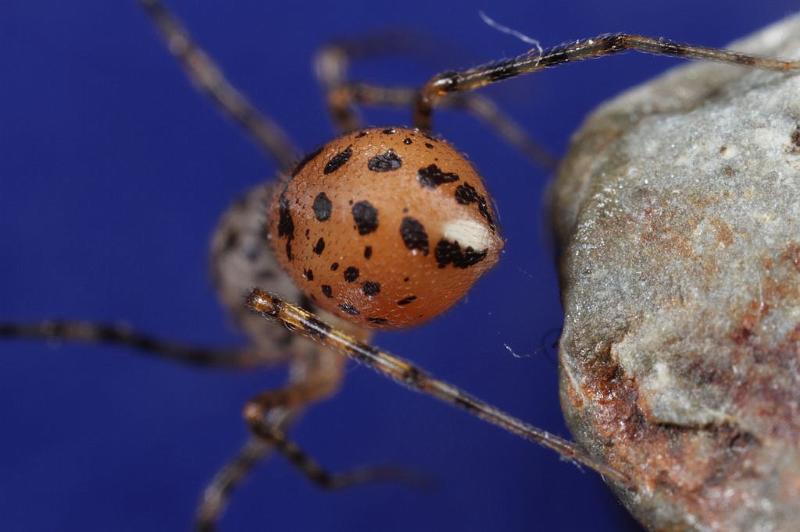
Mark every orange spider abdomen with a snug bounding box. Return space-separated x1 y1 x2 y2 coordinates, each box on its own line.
267 127 503 329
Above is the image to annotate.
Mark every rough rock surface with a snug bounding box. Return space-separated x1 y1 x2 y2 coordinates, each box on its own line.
552 15 800 531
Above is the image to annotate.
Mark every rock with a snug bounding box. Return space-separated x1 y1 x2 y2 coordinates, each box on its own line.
552 15 800 531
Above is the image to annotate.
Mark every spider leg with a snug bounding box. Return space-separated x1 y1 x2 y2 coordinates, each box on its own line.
246 288 633 488
196 338 341 531
315 43 361 133
0 320 276 369
414 32 800 129
314 33 433 133
197 345 422 531
196 437 273 532
346 83 557 169
449 92 557 169
315 36 556 168
137 0 301 172
242 380 426 491
196 430 422 532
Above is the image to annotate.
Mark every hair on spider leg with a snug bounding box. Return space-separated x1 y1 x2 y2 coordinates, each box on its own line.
478 10 544 58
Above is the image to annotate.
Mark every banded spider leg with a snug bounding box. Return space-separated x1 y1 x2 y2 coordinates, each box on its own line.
413 32 800 128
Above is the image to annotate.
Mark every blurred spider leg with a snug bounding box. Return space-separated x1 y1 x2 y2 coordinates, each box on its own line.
196 342 344 531
315 44 361 132
449 93 557 169
314 39 556 168
242 380 425 491
196 437 273 532
138 0 301 171
0 320 277 369
246 288 633 488
314 33 444 133
414 33 800 129
346 83 556 169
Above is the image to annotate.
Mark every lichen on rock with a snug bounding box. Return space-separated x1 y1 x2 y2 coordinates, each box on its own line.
552 15 800 531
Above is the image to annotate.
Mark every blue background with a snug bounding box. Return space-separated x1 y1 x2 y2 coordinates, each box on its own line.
1 1 796 531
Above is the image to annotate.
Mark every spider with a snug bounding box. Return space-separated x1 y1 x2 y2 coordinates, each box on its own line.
2 1 799 530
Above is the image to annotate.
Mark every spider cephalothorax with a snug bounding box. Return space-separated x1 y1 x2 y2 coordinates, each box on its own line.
268 127 502 329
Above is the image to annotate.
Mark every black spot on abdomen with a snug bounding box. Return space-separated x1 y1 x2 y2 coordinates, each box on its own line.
313 237 325 255
277 190 295 261
367 150 403 172
362 281 380 297
313 192 332 221
454 183 477 204
418 164 459 188
324 146 353 174
454 183 495 230
397 295 417 306
351 201 378 235
400 217 429 255
344 266 360 282
434 239 487 269
339 303 360 315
